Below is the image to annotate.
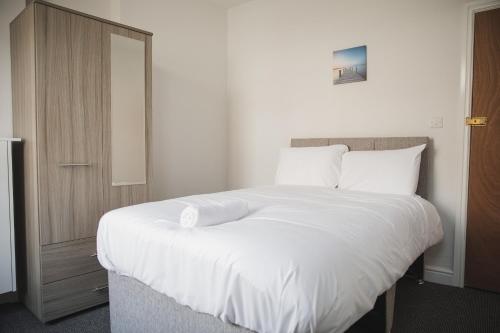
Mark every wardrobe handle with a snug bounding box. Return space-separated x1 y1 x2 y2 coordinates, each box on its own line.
90 253 98 257
93 285 108 292
59 163 91 167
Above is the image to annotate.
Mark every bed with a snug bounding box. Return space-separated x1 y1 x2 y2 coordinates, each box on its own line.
97 137 443 333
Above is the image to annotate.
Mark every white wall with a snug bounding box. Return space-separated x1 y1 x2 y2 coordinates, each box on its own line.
227 0 469 284
0 0 24 138
119 0 228 199
47 0 116 19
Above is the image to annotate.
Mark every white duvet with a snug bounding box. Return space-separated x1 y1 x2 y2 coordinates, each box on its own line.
97 185 443 333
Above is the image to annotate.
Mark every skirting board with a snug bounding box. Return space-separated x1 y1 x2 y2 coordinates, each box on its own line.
424 266 454 286
0 291 18 304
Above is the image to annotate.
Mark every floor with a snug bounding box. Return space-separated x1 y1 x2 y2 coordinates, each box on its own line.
1 277 499 332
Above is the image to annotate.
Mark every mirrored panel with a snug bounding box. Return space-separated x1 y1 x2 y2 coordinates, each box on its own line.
111 34 146 186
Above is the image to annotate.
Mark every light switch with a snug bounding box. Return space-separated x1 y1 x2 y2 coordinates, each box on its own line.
430 117 443 128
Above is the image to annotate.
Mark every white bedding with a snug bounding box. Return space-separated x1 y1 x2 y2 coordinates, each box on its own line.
97 185 443 333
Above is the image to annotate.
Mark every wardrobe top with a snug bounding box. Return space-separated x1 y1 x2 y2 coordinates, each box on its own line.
30 0 153 36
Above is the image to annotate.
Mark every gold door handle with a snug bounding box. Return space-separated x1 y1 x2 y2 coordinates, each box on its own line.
465 116 487 126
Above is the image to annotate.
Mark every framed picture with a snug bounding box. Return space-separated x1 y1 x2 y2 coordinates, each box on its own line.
333 45 367 85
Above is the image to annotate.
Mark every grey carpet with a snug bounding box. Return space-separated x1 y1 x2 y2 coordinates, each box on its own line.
392 278 500 333
0 304 109 333
1 277 499 332
348 277 500 333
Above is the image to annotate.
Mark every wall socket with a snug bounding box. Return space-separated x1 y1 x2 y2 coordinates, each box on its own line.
430 116 443 128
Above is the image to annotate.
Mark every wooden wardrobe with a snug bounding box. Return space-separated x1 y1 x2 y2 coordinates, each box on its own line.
10 0 152 322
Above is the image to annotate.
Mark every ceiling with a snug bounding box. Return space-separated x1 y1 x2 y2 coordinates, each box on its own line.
207 0 254 9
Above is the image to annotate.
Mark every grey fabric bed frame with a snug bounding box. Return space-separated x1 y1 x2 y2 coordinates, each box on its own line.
108 137 429 333
109 272 395 333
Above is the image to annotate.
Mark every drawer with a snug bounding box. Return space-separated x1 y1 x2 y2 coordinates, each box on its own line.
42 269 108 321
41 237 103 284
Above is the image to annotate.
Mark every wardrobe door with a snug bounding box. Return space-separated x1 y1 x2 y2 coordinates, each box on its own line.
102 24 152 212
36 5 104 245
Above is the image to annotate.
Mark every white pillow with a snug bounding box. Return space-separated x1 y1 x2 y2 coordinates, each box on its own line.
339 144 426 195
275 145 348 187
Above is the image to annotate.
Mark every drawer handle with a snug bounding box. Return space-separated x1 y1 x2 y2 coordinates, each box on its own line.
90 253 98 257
59 163 91 167
93 285 108 292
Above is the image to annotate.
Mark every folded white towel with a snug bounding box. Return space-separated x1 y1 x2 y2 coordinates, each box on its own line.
178 197 249 228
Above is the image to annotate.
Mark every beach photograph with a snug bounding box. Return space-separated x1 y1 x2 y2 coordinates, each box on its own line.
333 45 367 85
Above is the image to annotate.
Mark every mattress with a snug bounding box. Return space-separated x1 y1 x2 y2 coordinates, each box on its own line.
97 185 443 333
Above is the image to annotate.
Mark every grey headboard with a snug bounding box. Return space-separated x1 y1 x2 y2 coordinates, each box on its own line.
290 137 429 198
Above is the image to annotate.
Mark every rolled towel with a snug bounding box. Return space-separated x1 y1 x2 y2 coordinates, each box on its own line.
178 197 249 228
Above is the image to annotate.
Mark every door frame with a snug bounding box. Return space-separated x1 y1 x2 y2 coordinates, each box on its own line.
455 0 500 287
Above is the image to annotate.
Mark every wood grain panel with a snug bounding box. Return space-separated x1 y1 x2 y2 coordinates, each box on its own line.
41 237 102 284
290 138 329 147
465 8 500 292
329 137 375 151
12 0 152 322
102 24 152 211
36 5 104 245
42 269 108 321
10 4 42 318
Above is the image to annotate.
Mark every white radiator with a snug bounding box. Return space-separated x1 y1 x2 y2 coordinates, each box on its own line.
0 138 20 294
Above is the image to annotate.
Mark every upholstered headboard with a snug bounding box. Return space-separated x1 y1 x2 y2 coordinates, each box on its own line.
290 137 429 198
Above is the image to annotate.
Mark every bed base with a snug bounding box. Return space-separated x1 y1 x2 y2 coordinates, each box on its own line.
406 254 425 284
108 272 396 333
108 254 424 333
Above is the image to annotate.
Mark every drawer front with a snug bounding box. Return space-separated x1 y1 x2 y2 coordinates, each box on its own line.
41 237 102 284
42 269 108 321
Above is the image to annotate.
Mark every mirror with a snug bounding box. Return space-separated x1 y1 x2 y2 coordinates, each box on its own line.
111 34 146 186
